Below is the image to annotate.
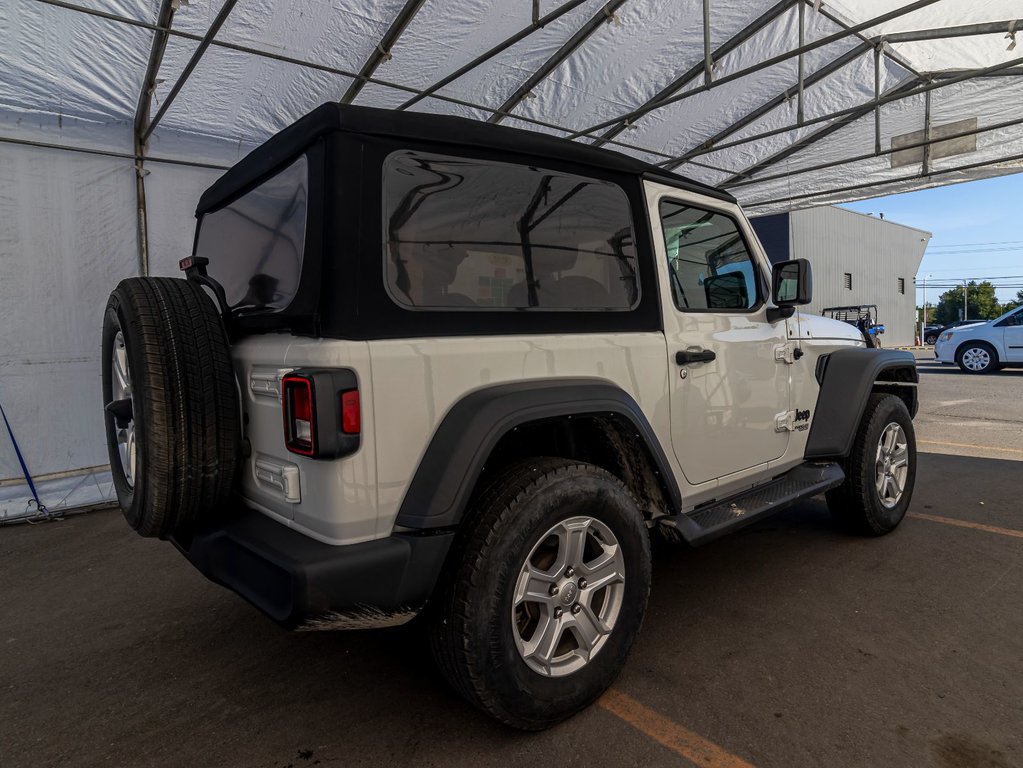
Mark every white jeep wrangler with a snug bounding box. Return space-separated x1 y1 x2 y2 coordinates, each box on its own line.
102 104 918 730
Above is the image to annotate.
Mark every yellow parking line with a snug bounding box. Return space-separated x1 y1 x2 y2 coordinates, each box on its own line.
909 512 1023 540
600 688 756 768
919 439 1023 456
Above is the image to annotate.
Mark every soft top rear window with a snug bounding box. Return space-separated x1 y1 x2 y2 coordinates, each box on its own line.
195 155 308 314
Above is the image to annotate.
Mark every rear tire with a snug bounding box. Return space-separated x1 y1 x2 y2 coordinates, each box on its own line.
826 394 916 536
428 458 651 730
102 277 240 538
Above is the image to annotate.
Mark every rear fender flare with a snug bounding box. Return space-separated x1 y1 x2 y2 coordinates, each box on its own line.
393 379 680 529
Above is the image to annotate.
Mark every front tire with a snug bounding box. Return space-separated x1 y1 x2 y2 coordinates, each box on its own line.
956 341 998 374
428 458 651 730
826 394 916 536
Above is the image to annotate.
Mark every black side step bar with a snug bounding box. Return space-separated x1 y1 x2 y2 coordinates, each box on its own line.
669 462 845 546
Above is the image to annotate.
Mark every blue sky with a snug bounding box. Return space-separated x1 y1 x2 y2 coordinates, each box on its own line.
840 172 1023 304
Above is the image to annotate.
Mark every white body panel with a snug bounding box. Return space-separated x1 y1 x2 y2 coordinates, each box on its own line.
231 187 870 544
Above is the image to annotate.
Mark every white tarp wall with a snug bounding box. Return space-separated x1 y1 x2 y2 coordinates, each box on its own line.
2 0 1022 519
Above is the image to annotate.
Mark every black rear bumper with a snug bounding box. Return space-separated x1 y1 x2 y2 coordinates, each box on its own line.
171 509 455 629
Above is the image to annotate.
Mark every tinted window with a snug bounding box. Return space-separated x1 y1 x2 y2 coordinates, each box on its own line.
659 201 759 311
195 155 308 313
383 151 638 310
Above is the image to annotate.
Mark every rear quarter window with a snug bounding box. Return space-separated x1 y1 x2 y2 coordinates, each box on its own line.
195 155 308 313
382 151 639 311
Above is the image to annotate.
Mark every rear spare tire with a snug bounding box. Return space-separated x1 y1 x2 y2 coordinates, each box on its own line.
102 277 240 538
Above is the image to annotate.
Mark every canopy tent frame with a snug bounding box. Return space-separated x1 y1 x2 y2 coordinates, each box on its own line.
20 0 1023 217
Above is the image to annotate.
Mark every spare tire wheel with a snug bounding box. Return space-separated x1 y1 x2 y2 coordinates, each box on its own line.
102 277 240 538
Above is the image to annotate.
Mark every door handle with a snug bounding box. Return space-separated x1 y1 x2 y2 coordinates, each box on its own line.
676 349 716 365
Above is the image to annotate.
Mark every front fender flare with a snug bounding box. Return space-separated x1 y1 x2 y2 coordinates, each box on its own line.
805 348 918 459
393 379 680 530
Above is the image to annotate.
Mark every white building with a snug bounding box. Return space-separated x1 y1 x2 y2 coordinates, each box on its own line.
751 206 930 347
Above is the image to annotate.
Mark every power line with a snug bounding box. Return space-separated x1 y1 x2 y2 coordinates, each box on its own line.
928 239 1023 249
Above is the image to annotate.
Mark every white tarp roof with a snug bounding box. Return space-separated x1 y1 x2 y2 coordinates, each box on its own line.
1 0 1022 518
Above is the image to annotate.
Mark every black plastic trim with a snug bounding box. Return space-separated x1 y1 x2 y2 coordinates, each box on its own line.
172 508 454 629
394 379 681 529
805 348 918 459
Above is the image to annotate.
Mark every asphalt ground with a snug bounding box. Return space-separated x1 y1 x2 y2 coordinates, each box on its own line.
2 351 1021 768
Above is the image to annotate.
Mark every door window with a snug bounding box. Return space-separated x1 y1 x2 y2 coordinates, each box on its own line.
659 200 760 312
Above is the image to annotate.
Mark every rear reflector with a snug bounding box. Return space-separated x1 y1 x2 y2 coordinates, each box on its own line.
341 390 360 434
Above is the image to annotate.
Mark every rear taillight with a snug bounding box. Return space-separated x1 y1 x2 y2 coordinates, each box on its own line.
282 374 316 456
281 369 361 459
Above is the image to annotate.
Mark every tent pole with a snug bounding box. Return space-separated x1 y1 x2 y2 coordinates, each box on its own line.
0 134 230 170
669 42 871 168
796 0 804 125
923 87 932 177
396 0 590 111
132 0 175 277
488 0 627 125
340 0 427 104
873 44 882 155
589 0 798 147
703 0 713 87
721 114 1023 189
141 0 240 144
743 148 1023 209
673 53 1023 167
572 0 939 138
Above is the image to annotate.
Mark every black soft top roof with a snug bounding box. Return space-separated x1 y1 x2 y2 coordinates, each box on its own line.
196 103 735 215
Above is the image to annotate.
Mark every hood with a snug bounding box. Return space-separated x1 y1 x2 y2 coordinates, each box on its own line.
789 312 866 344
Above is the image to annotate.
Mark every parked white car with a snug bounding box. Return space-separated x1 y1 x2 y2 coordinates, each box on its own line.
934 306 1023 373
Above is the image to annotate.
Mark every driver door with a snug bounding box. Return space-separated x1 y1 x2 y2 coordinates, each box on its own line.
650 188 790 487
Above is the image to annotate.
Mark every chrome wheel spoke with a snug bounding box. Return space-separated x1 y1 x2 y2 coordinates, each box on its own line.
514 565 556 607
512 515 626 678
109 331 137 489
874 422 908 508
522 611 562 671
581 549 624 592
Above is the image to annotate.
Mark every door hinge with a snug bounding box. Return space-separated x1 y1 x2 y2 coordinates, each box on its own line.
775 410 796 432
775 342 799 364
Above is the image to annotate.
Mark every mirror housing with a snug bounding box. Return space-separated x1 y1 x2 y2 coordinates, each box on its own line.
772 258 812 306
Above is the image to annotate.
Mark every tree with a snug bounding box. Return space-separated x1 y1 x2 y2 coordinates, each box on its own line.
1002 289 1023 313
933 281 1001 325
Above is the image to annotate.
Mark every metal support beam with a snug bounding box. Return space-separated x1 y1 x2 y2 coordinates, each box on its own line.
30 0 664 159
923 86 932 175
702 0 713 87
141 0 239 144
885 18 1023 44
809 0 924 80
489 0 627 125
722 114 1023 190
674 53 1023 170
396 0 589 111
574 0 939 139
797 0 805 124
0 133 230 170
589 0 798 147
340 0 427 104
743 148 1023 210
132 0 175 277
666 41 872 169
873 43 882 155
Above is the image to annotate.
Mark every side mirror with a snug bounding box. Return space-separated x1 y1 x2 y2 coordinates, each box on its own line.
772 258 812 306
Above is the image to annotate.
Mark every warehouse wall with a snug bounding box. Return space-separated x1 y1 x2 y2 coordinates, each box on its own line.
752 207 929 347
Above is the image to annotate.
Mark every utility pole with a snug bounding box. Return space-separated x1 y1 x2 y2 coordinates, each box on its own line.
963 278 968 321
